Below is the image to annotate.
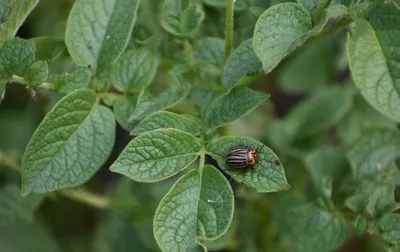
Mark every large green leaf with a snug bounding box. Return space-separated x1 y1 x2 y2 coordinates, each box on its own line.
282 204 348 251
0 0 39 46
253 3 312 73
205 87 269 130
222 38 262 90
347 128 400 178
0 37 35 78
21 89 116 195
207 136 290 193
131 111 199 135
347 4 400 120
0 185 42 226
153 165 234 252
110 128 201 182
65 0 141 75
110 47 159 92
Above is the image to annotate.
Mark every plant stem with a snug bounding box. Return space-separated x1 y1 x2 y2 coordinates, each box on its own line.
59 188 110 210
224 0 235 62
11 75 55 90
312 0 332 23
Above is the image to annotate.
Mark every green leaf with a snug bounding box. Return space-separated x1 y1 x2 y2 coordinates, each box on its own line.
207 136 290 193
313 4 349 32
0 0 39 46
202 0 247 11
202 215 237 250
253 3 312 73
222 38 262 90
352 214 367 237
205 87 269 130
161 1 204 37
277 40 334 94
347 5 400 120
29 37 67 61
65 0 141 75
347 128 400 178
304 147 349 197
110 47 159 92
297 0 320 14
365 186 400 218
21 89 116 195
113 97 136 132
23 61 48 86
153 165 234 252
0 37 35 78
283 204 348 251
337 94 398 148
379 213 400 245
110 128 201 182
128 84 190 124
282 86 354 141
131 111 199 136
0 81 5 104
190 86 224 118
0 185 42 226
193 37 225 69
52 66 91 94
0 0 12 25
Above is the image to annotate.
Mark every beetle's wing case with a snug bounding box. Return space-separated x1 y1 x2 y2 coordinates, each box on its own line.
226 147 249 169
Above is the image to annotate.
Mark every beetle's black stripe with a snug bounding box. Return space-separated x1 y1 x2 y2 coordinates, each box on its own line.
226 147 251 169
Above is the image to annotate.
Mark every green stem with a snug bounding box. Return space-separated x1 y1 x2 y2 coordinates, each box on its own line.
59 188 110 210
224 0 235 62
312 0 332 23
183 39 192 62
11 75 55 90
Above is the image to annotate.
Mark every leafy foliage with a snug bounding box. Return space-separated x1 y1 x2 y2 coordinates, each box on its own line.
0 0 400 251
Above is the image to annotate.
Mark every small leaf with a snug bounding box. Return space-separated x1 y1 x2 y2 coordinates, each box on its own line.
23 61 48 86
304 147 349 197
131 111 199 135
161 1 204 37
128 84 190 124
297 0 320 14
110 47 159 92
0 0 39 46
313 5 349 32
65 0 141 75
365 186 400 218
0 37 35 78
283 204 348 251
110 129 201 182
352 214 367 237
337 94 398 148
207 136 290 193
347 128 400 178
222 38 262 90
21 89 116 195
113 97 136 132
0 185 42 226
253 3 312 73
347 5 400 120
202 0 247 11
205 87 269 130
193 37 225 75
153 165 234 252
0 0 12 25
52 66 91 94
379 213 400 245
29 37 67 60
